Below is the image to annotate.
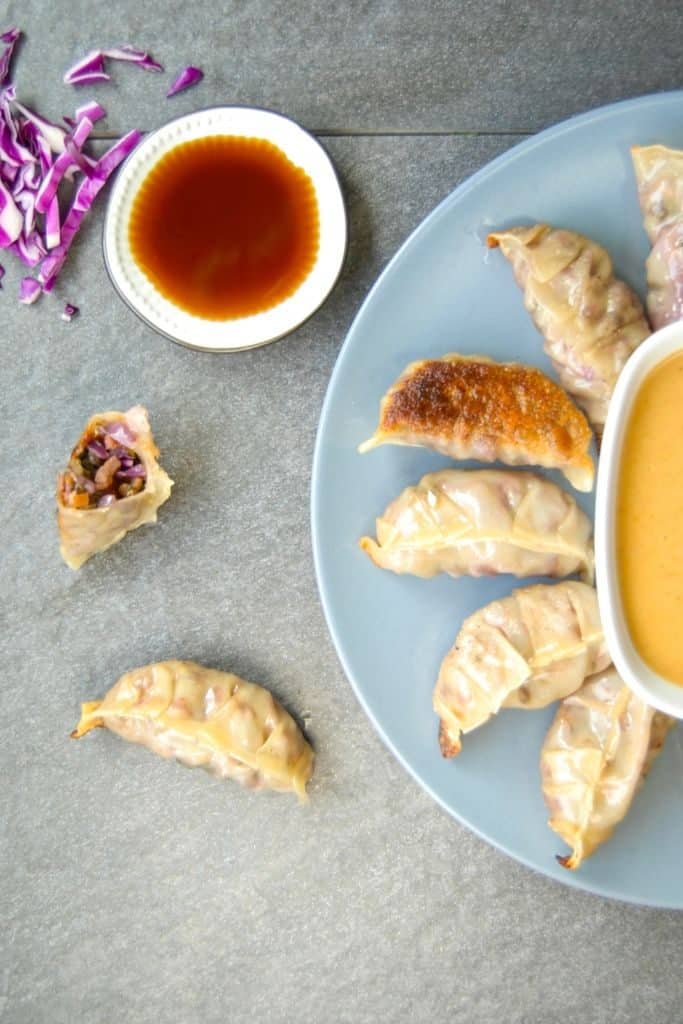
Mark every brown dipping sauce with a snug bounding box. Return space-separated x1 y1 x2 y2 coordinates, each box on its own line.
128 135 320 320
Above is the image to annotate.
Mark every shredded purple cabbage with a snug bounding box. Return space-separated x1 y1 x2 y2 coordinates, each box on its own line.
116 463 146 479
0 179 23 246
39 130 142 292
64 45 163 86
74 101 106 124
167 65 203 97
44 197 60 250
102 46 163 72
10 231 45 266
63 51 109 87
64 137 96 177
19 276 40 303
0 28 19 85
104 420 136 447
61 301 78 322
12 100 65 153
0 31 204 308
35 116 94 214
87 438 107 458
0 33 149 302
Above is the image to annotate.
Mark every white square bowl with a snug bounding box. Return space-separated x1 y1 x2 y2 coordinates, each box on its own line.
596 319 683 718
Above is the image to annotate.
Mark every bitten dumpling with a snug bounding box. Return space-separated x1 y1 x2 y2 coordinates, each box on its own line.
488 224 650 431
72 661 314 801
541 668 675 869
632 144 683 329
360 469 593 582
433 582 609 757
358 354 594 491
57 405 173 569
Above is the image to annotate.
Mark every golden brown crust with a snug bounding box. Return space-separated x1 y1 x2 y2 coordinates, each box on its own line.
438 721 461 758
379 356 591 463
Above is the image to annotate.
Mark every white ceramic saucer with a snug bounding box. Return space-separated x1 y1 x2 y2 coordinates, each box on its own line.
103 106 347 352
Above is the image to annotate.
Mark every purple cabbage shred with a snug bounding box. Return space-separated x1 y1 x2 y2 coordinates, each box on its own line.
64 45 163 86
0 28 20 85
166 65 203 97
0 31 203 309
0 29 149 303
63 52 109 87
19 276 41 303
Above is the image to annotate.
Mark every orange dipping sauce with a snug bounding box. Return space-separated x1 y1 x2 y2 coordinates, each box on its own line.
128 135 319 320
617 350 683 686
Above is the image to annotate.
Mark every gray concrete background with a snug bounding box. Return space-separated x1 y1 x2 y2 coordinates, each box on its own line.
2 3 683 1022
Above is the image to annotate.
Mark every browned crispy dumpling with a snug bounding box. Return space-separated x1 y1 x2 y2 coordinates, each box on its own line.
488 224 650 431
57 405 173 569
632 144 683 329
359 354 594 491
433 582 608 757
360 469 593 582
72 661 314 801
541 668 675 869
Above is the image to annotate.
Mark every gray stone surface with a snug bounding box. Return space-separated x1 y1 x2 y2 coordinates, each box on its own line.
7 0 683 135
3 128 683 1024
3 5 683 1024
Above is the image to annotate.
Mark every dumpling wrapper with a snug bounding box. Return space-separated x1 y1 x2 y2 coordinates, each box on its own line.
72 660 314 801
358 354 594 492
360 469 593 582
433 582 609 757
57 405 173 569
541 668 675 869
488 224 650 431
632 144 683 329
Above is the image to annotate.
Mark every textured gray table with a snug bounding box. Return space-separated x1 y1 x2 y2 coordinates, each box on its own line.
3 4 683 1023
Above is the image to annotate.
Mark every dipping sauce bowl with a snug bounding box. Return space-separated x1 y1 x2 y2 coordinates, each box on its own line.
103 106 347 352
596 319 683 719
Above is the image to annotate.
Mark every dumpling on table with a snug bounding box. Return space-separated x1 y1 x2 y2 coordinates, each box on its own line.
632 144 683 329
360 469 593 582
358 354 594 492
541 668 675 869
433 582 608 757
487 224 650 432
72 661 314 801
57 405 173 569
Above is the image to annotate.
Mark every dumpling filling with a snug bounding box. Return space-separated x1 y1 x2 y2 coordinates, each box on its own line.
59 419 147 509
56 405 173 569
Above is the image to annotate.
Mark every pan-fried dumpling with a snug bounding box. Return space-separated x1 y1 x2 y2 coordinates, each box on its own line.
632 144 683 329
541 668 675 869
72 660 314 801
358 354 594 491
488 225 650 431
433 582 608 757
360 469 593 582
57 405 173 569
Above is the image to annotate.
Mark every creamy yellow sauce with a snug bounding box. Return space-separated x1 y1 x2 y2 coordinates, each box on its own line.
617 350 683 685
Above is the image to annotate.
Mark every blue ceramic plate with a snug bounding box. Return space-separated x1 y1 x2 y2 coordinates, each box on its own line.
312 92 683 907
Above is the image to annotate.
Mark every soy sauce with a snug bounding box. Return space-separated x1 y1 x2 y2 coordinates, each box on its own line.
128 135 320 320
